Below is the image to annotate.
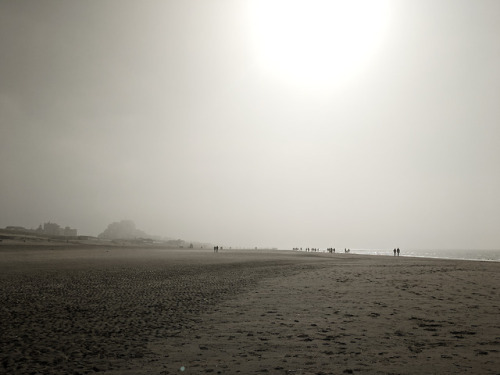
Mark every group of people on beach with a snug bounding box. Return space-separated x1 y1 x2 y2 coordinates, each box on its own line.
216 246 402 255
293 247 352 253
327 248 351 253
292 247 401 256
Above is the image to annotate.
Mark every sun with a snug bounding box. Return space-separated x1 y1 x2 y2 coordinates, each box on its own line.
246 0 391 88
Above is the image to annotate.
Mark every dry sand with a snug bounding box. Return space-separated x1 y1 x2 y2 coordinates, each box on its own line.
0 243 499 374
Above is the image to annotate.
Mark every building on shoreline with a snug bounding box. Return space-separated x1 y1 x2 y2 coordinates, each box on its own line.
37 222 77 237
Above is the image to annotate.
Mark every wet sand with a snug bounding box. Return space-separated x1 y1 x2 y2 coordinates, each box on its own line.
1 244 499 374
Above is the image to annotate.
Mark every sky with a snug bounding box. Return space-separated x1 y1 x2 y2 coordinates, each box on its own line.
1 0 499 250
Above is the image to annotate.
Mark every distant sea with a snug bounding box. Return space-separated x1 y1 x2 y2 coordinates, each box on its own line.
349 249 500 262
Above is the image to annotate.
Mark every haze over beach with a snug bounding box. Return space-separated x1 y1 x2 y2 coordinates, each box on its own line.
1 2 500 374
1 0 499 251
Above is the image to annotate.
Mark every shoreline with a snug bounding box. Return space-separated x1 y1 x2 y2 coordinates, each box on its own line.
1 240 499 263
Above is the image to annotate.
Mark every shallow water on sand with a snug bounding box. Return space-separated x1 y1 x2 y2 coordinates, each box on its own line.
352 248 500 261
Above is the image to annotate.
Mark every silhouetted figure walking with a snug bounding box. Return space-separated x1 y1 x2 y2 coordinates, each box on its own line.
393 248 396 256
397 248 400 256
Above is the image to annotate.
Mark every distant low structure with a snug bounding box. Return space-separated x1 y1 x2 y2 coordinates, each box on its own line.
96 220 212 249
5 226 27 232
37 222 77 237
2 222 78 239
98 220 147 240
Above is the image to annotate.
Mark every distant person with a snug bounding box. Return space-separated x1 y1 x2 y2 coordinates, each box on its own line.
393 248 396 256
397 248 400 256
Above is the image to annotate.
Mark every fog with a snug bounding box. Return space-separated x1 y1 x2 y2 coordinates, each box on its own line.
1 0 499 250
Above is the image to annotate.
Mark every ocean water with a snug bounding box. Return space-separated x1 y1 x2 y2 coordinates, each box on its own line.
350 248 500 262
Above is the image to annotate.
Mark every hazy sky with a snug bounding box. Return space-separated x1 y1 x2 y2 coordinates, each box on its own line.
1 0 499 250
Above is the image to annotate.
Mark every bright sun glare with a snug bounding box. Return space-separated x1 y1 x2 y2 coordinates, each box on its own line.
247 0 391 87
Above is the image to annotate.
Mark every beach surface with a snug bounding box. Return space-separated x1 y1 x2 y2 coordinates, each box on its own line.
1 243 499 374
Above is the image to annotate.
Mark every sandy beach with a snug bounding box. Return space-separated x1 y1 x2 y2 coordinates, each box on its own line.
1 243 499 374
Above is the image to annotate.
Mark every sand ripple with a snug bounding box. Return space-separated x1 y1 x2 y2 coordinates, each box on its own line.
0 250 313 374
